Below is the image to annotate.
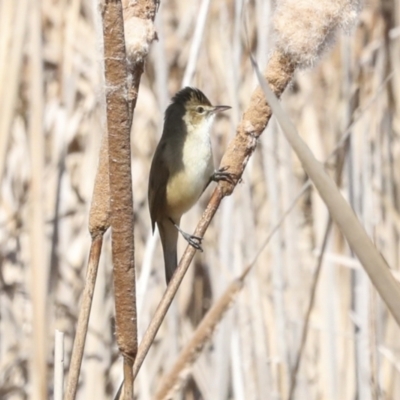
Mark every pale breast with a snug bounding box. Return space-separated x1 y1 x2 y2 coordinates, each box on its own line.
166 119 214 218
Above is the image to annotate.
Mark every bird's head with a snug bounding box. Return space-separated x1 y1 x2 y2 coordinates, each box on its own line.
165 87 231 133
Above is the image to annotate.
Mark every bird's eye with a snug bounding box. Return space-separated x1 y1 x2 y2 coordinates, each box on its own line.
196 106 205 114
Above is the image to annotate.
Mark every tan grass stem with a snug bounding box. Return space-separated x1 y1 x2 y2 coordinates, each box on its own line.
182 0 211 87
28 2 48 399
54 330 65 400
64 235 104 400
0 0 28 184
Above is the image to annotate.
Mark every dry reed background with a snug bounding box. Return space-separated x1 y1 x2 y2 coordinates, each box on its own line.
1 0 400 399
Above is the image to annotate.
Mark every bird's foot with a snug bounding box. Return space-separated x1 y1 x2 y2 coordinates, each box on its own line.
170 218 204 252
180 231 203 252
211 166 238 185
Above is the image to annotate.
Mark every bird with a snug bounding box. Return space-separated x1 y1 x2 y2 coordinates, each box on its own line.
148 87 232 284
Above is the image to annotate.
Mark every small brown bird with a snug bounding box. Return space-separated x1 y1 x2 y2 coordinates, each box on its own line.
148 87 231 283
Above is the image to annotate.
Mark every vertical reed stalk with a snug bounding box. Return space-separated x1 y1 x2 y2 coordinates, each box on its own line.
29 1 48 398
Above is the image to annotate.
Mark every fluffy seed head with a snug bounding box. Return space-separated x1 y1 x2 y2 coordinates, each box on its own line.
124 17 157 64
272 0 362 69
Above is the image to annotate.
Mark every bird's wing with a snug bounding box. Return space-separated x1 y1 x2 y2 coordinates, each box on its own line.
148 142 170 231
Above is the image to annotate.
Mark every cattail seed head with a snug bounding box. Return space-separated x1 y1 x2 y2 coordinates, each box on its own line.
124 17 157 64
272 0 362 69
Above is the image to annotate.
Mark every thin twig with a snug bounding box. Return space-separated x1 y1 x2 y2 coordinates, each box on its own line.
288 218 333 399
182 0 211 86
64 236 103 400
54 330 65 400
29 1 47 399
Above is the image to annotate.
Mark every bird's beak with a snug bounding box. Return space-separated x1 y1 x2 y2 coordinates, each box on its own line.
210 105 231 114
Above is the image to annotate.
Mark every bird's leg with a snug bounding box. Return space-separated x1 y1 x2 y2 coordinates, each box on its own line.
169 218 203 252
211 166 238 185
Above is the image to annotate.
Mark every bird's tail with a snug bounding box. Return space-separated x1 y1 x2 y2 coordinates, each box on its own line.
158 219 179 284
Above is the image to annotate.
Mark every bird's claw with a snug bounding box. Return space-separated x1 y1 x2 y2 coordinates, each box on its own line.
182 232 203 252
169 218 204 252
212 166 238 185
